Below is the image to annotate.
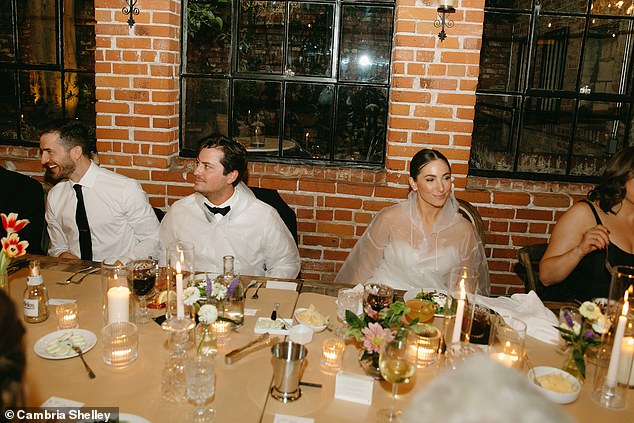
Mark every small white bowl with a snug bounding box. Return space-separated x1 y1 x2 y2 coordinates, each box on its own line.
528 366 581 404
293 308 328 332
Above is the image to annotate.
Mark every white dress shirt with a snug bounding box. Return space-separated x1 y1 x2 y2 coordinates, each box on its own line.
159 182 301 278
46 161 160 261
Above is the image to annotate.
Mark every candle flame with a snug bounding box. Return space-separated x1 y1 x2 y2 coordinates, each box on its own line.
176 261 182 274
623 291 629 316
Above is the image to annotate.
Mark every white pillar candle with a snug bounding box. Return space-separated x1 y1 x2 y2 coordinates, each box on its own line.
617 336 634 386
440 0 455 7
175 261 184 319
606 293 629 388
107 286 130 324
451 279 466 344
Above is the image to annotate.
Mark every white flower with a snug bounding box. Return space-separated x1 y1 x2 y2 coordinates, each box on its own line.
212 283 227 301
592 314 610 335
579 301 601 321
198 304 218 324
183 286 201 306
572 322 581 335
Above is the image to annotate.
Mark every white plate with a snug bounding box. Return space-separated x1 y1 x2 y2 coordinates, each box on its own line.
404 288 448 317
118 413 152 423
254 317 293 335
34 329 97 360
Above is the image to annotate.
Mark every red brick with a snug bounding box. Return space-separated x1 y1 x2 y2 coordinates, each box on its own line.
493 192 531 206
334 210 352 221
516 209 554 221
337 183 374 196
325 197 362 210
298 222 317 232
302 235 339 247
509 222 528 233
299 248 322 260
317 222 354 236
299 180 335 193
533 193 572 208
316 210 334 221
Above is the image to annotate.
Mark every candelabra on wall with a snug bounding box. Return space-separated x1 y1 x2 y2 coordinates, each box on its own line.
122 0 140 28
434 0 456 41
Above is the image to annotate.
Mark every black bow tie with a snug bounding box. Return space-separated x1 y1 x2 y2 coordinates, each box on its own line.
205 204 231 216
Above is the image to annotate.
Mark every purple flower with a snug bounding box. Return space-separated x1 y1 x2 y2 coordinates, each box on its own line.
583 329 595 340
205 275 212 298
563 312 573 327
227 276 239 297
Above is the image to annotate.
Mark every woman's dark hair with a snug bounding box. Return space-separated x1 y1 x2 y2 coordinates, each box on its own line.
588 146 634 213
197 134 248 186
0 290 26 413
410 149 451 179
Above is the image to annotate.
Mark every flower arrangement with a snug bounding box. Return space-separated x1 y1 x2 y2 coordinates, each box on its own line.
195 304 219 355
345 301 421 373
1 213 30 286
556 301 610 379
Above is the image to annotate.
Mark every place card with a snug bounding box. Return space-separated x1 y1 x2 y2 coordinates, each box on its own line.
334 371 374 405
47 299 77 306
244 308 258 316
273 414 314 423
41 396 84 408
266 281 298 291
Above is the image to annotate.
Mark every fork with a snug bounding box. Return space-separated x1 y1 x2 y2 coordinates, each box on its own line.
72 346 96 379
58 266 94 285
70 267 100 284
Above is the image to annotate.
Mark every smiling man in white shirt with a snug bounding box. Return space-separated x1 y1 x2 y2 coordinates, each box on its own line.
159 135 300 277
39 119 160 261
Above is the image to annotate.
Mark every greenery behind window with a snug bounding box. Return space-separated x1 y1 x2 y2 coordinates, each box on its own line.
470 0 634 181
181 0 394 167
0 0 95 144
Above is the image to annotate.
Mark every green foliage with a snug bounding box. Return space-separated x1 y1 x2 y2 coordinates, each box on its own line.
187 0 229 39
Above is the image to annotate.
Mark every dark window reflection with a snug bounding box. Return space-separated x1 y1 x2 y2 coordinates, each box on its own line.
581 18 634 95
517 96 576 175
0 71 17 140
479 13 530 92
182 78 230 152
185 0 232 74
67 1 95 71
470 94 521 172
288 2 334 77
17 1 57 65
19 70 63 141
64 72 95 123
334 85 387 163
591 0 634 16
541 0 587 13
283 83 334 159
238 0 285 74
339 5 393 84
0 5 15 62
485 0 532 9
233 79 281 155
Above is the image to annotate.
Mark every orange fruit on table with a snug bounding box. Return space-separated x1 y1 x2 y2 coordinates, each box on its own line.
405 299 435 323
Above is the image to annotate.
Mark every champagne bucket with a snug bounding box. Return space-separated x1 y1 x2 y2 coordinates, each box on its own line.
270 341 307 403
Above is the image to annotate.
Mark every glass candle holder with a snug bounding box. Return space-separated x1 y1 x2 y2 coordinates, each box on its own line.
445 266 479 345
320 338 345 372
56 302 78 329
488 315 526 369
102 321 138 367
411 324 441 368
101 257 133 326
211 320 232 345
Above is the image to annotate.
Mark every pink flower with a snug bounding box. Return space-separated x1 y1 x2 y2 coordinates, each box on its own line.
1 213 29 234
364 305 380 320
361 322 394 354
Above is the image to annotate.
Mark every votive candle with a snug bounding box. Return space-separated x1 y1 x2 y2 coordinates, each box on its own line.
56 302 78 329
618 335 634 386
321 338 345 371
606 293 629 388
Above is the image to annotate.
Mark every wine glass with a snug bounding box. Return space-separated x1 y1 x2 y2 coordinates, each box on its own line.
378 335 417 422
128 259 158 324
185 354 216 422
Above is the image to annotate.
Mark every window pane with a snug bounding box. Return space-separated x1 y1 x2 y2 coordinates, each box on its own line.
541 0 587 13
283 83 334 159
182 78 230 152
20 70 63 141
0 5 15 62
591 0 634 16
18 0 57 65
339 5 393 84
581 18 634 95
287 2 334 77
0 70 17 140
570 100 629 176
485 0 532 9
530 16 585 92
334 85 387 163
233 79 281 156
478 12 530 92
470 94 521 172
517 96 576 175
185 0 232 74
66 1 95 71
238 0 285 74
64 72 95 122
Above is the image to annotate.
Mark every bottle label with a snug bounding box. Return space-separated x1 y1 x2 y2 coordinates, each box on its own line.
27 275 43 286
24 298 39 317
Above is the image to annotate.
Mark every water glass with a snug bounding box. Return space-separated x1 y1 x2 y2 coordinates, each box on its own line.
185 355 216 422
337 287 363 321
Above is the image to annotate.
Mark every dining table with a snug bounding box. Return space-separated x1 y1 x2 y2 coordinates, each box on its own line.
5 255 632 422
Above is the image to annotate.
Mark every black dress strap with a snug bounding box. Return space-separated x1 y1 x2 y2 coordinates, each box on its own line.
580 199 602 225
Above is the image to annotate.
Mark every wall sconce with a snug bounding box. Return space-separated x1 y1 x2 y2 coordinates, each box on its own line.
122 0 140 28
434 1 456 41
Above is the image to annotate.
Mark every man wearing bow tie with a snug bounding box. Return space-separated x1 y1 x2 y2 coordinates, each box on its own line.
159 135 300 277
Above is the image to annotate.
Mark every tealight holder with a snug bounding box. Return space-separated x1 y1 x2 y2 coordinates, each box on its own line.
488 315 526 369
321 338 345 373
411 324 441 368
102 321 138 367
211 320 233 345
56 302 78 329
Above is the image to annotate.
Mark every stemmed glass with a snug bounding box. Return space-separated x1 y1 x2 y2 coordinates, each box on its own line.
128 259 158 324
185 354 216 422
378 335 417 422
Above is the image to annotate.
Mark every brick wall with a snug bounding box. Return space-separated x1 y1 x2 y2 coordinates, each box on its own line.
0 0 596 295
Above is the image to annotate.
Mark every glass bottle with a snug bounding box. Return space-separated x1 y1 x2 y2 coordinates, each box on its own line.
23 260 49 323
216 255 244 328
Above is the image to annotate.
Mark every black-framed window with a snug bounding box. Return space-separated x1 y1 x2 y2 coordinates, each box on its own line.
470 0 634 182
0 0 96 145
181 0 394 167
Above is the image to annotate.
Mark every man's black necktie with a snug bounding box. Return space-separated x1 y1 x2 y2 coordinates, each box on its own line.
73 184 93 260
205 204 231 216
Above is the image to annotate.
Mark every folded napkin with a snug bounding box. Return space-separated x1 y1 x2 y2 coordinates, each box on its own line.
477 291 559 345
